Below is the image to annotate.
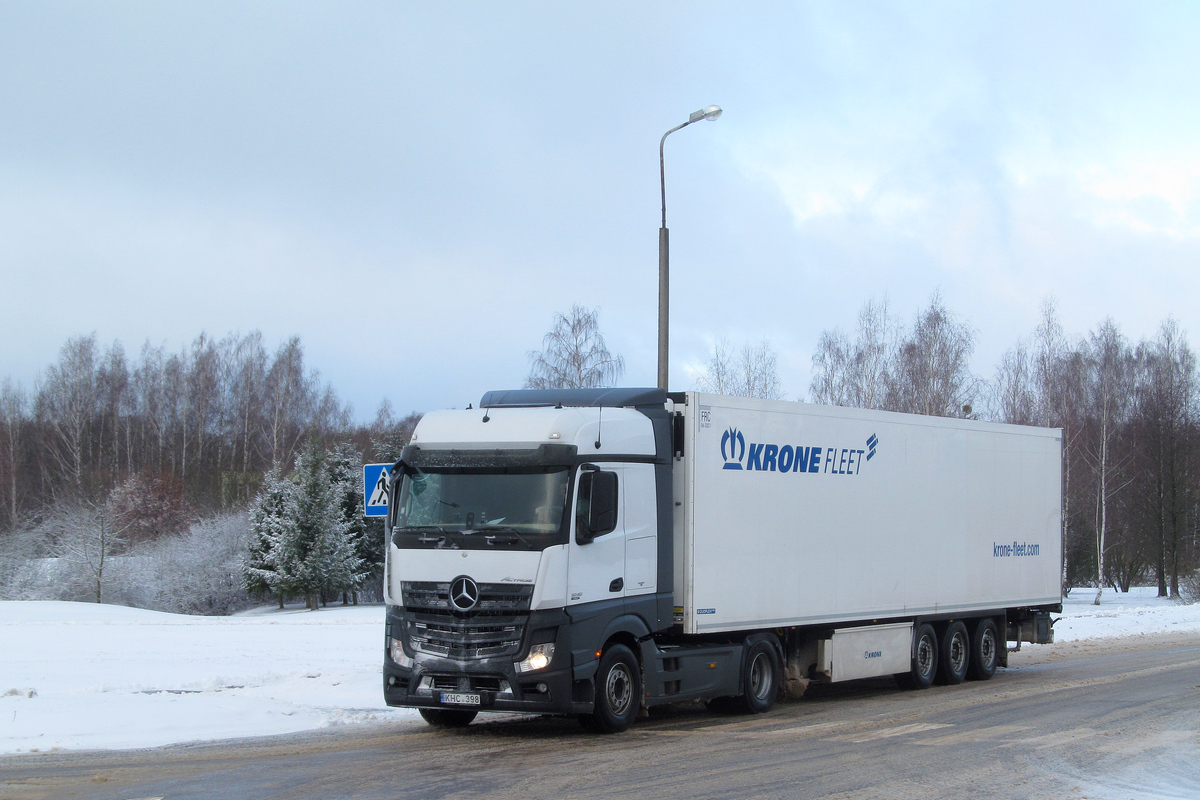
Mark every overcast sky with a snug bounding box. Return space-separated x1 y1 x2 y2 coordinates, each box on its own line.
3 2 1199 419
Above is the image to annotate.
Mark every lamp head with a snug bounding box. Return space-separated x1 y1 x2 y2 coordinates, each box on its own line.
689 105 723 123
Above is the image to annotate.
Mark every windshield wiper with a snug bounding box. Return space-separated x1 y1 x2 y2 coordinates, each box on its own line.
471 525 534 549
397 525 454 544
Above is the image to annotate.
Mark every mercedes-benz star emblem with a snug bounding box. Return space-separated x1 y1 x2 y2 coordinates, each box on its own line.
449 576 480 612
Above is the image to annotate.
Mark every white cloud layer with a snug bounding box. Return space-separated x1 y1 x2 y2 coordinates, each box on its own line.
2 2 1200 412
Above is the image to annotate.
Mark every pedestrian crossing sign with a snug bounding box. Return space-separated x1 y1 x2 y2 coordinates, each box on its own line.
363 463 392 517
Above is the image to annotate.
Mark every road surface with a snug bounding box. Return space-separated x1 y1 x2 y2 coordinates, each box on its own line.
2 633 1197 800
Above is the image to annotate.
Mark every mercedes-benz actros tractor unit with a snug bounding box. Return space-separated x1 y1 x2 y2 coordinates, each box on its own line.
382 388 1061 732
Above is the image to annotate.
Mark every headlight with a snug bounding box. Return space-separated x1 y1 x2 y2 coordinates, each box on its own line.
390 637 413 669
516 642 555 673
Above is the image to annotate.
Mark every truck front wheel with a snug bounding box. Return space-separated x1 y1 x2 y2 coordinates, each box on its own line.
586 644 641 734
419 708 478 728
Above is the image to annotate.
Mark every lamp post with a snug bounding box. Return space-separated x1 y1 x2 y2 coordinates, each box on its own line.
658 105 722 391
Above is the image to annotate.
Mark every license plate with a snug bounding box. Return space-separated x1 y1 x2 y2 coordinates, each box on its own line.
440 692 481 706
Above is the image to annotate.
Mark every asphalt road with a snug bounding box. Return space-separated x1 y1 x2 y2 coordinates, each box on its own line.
3 633 1198 800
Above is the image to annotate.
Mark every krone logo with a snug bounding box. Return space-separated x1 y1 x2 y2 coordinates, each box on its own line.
720 427 746 470
449 576 480 612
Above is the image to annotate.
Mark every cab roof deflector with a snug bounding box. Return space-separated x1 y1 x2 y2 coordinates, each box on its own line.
479 388 667 410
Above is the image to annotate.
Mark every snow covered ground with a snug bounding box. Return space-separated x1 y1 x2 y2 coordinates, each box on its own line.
0 601 421 754
2 588 1198 755
1055 586 1200 642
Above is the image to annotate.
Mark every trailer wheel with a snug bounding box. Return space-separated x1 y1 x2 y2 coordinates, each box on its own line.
937 621 969 685
896 623 938 690
585 644 641 734
738 639 781 714
968 618 999 681
419 708 478 728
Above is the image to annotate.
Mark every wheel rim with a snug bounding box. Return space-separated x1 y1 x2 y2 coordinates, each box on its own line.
979 628 996 669
748 651 772 702
605 662 634 716
949 632 967 674
916 634 935 678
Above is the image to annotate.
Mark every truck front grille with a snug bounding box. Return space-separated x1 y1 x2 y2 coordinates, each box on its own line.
401 581 534 660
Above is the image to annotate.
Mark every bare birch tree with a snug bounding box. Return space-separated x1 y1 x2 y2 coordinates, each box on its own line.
45 498 131 604
1031 300 1087 594
525 305 625 390
1082 319 1134 605
990 340 1037 425
96 342 129 485
1131 319 1197 597
38 335 99 487
695 338 784 399
887 293 979 417
810 297 899 409
0 380 25 527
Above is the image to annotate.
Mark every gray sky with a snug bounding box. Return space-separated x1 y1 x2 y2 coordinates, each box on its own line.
3 2 1199 419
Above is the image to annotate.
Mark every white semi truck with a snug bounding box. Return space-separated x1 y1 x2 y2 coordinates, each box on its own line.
382 388 1061 732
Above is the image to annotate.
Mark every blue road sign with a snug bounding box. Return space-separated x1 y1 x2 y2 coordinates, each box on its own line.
363 463 392 518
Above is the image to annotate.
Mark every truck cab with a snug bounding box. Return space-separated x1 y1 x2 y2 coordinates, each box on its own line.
382 388 677 731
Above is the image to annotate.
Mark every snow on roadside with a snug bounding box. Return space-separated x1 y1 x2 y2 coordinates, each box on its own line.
1053 586 1200 642
0 601 421 754
1 589 1198 755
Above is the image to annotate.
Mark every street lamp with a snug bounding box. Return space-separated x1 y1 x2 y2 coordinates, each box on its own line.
658 105 722 391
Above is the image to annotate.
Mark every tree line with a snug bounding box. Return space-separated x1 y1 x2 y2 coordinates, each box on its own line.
0 331 421 526
807 295 1197 601
0 331 419 610
2 298 1198 610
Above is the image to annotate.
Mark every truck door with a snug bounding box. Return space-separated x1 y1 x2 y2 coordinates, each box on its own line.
567 464 626 607
622 462 657 596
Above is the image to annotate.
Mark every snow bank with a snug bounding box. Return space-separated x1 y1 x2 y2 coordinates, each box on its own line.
1 589 1197 754
0 601 420 754
1054 586 1200 642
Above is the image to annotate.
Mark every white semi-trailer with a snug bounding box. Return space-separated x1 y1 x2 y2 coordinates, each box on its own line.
382 389 1061 732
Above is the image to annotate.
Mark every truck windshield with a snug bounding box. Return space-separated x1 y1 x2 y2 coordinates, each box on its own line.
391 467 570 551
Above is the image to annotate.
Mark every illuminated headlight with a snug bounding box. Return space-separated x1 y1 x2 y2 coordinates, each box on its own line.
516 643 555 673
390 637 413 669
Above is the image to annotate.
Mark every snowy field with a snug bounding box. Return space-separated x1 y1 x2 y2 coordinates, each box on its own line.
0 601 421 754
1055 586 1200 642
2 588 1198 755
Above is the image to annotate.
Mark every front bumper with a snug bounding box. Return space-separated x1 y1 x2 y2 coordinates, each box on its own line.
383 605 590 716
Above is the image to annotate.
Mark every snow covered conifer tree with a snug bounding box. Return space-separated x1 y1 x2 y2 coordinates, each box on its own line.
244 464 293 608
244 440 366 610
285 438 363 610
326 442 380 603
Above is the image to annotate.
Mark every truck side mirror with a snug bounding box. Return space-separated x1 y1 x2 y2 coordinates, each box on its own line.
576 469 618 544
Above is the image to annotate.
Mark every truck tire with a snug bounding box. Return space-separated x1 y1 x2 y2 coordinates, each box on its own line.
419 708 478 728
738 639 781 714
968 618 999 681
937 621 969 685
896 623 938 690
586 644 641 734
